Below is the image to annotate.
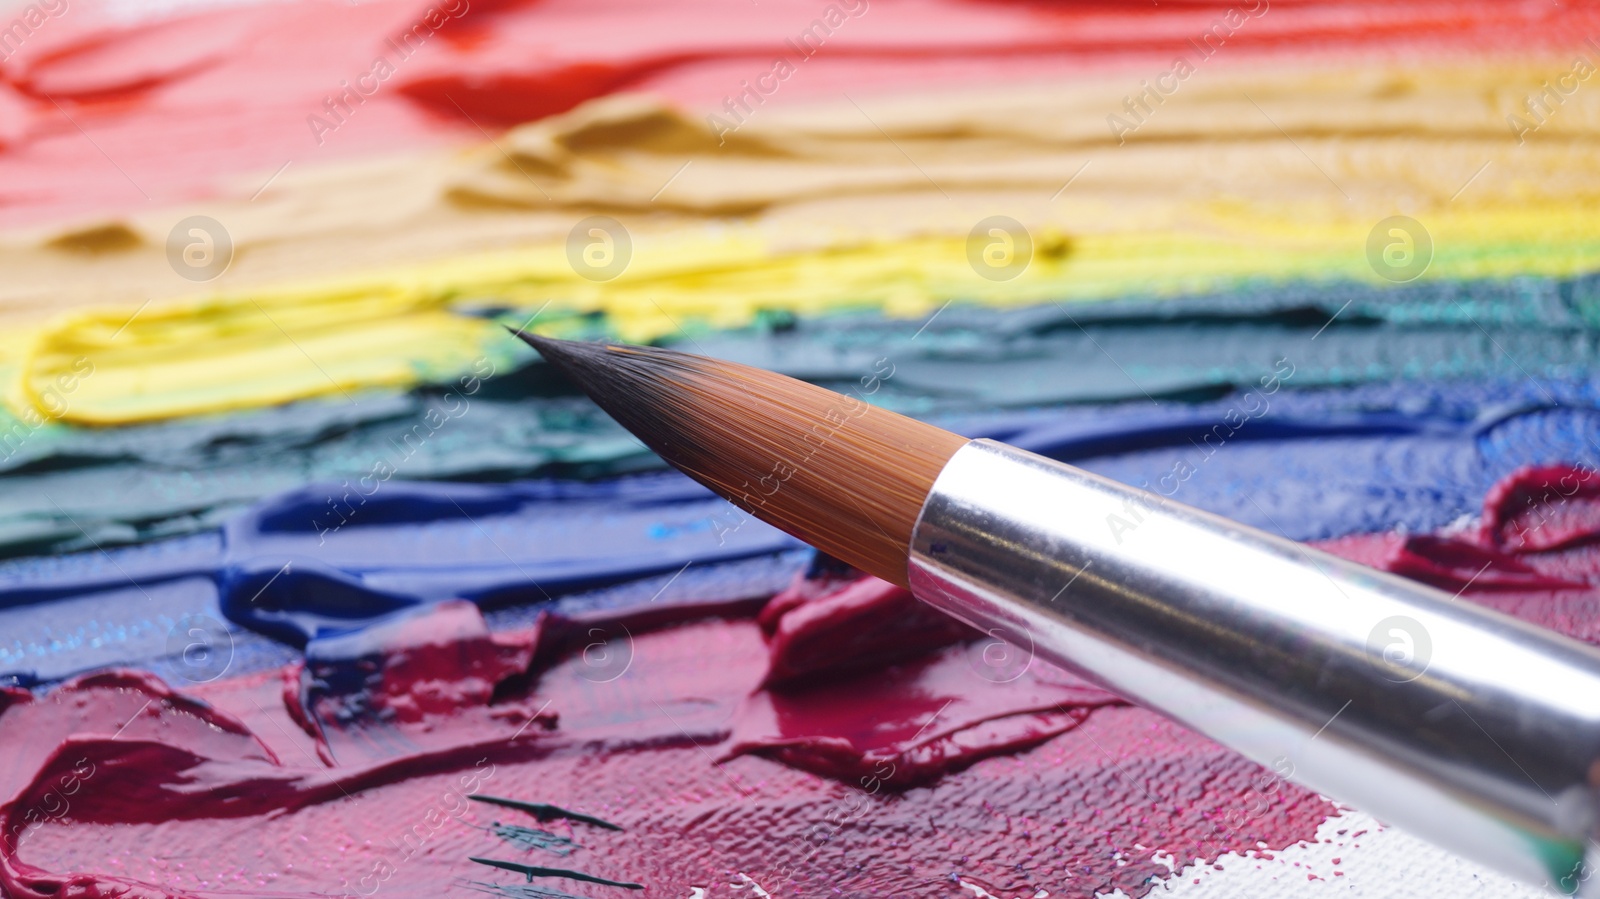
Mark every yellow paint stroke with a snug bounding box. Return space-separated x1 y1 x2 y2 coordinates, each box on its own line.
13 198 1600 425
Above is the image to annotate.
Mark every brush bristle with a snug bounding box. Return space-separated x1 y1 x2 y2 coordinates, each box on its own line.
515 332 967 587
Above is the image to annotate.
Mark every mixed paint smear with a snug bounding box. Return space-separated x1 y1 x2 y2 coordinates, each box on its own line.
5 0 1600 894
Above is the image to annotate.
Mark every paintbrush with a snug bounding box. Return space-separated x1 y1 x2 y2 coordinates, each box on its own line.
516 332 1600 894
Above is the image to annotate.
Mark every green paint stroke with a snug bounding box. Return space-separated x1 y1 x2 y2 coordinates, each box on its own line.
470 794 625 831
466 879 592 899
489 821 579 856
469 857 643 890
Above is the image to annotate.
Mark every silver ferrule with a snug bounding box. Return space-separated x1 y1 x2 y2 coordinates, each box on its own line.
909 439 1600 893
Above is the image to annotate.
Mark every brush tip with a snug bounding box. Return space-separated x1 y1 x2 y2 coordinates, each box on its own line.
506 324 550 352
497 332 966 586
507 327 609 368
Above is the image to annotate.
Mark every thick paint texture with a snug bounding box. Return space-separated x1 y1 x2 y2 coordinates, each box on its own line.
290 600 540 766
1 281 1598 561
755 561 973 686
4 0 1600 891
0 570 1290 899
4 1 1600 422
729 563 1117 785
5 466 1600 897
1 0 1589 228
4 371 1600 689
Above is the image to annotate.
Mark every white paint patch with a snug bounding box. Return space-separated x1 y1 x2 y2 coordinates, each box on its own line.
732 873 773 897
1099 808 1546 898
959 880 1050 898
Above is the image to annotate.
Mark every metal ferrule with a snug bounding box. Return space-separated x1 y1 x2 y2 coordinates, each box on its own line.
908 439 1600 893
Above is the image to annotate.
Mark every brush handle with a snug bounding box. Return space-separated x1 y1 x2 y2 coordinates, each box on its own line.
908 438 1600 894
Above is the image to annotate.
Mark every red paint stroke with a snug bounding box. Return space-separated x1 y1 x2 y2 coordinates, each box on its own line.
393 0 1587 124
4 465 1600 897
2 0 1598 226
287 599 542 766
8 10 253 101
757 571 972 686
1481 463 1600 553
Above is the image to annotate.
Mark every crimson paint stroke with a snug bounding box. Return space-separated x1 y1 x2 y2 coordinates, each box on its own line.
5 464 1600 897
